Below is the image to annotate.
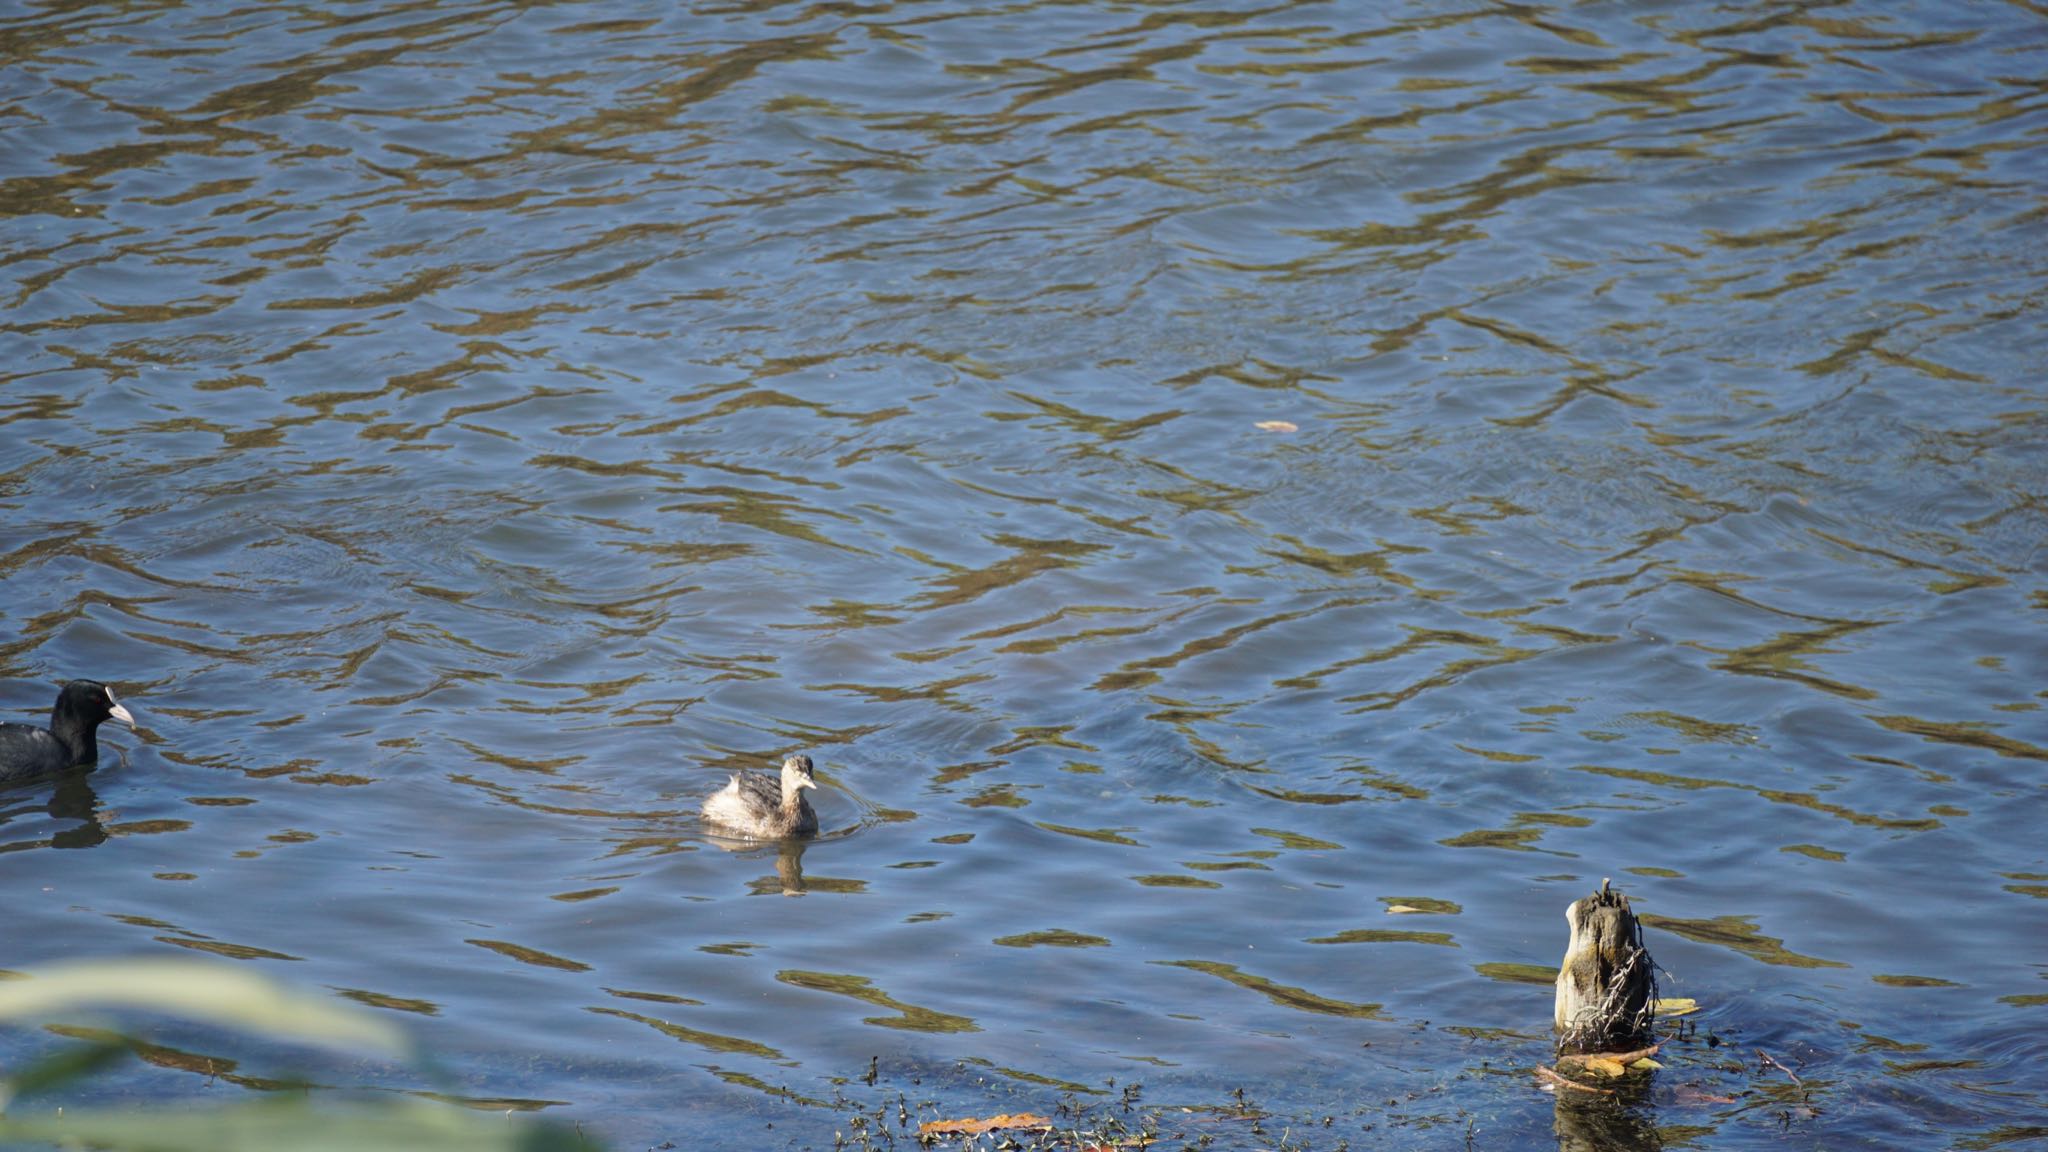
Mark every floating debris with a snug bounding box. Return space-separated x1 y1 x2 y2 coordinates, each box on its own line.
918 1113 1052 1138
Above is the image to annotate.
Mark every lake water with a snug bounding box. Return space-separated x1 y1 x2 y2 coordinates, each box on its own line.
3 0 2045 1148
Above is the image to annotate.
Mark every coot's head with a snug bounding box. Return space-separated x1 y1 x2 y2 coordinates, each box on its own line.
59 680 133 729
780 753 817 791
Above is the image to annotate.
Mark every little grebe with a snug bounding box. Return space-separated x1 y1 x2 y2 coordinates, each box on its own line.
701 753 819 839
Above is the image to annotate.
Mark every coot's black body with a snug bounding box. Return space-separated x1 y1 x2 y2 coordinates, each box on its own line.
0 680 135 782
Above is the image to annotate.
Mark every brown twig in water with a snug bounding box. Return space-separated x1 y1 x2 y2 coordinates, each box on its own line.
1755 1049 1802 1086
1534 1065 1616 1096
1556 1042 1662 1070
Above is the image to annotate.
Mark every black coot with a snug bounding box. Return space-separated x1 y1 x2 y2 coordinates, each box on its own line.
0 680 135 782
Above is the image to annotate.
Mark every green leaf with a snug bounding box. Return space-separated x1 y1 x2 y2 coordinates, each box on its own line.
0 1098 600 1152
0 1035 132 1107
0 961 408 1058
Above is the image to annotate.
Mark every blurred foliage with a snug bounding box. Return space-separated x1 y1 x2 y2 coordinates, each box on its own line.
0 960 602 1151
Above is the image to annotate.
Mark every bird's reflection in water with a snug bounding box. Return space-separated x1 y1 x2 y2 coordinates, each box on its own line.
0 770 108 852
771 838 806 895
47 771 108 849
706 834 811 895
708 834 869 898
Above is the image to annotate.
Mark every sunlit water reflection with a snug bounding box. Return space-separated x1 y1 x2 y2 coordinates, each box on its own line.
4 0 2045 1148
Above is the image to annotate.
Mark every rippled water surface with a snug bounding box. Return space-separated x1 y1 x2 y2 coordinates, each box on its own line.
4 0 2046 1147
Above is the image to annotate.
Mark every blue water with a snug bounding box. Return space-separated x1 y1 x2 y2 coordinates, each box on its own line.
3 1 2045 1148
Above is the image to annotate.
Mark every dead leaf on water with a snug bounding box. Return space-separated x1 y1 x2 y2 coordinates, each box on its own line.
919 1113 1052 1138
1254 420 1298 433
1534 1065 1614 1095
1559 1041 1661 1068
1581 1056 1628 1078
1380 896 1460 914
1653 997 1700 1016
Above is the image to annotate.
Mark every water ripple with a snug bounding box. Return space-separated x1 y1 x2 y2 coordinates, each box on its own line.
4 0 2045 1147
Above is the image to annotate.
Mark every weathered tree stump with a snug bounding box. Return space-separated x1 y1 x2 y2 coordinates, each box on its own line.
1553 878 1655 1055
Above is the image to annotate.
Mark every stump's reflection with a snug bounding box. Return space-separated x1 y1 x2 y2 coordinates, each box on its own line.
1553 1078 1663 1152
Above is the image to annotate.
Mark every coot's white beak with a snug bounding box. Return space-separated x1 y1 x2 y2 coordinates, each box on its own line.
107 692 134 727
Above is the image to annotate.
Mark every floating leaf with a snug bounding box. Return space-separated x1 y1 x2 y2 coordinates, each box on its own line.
1629 1057 1662 1070
1558 1042 1661 1072
1581 1056 1628 1078
1254 420 1298 433
1534 1065 1613 1096
1652 997 1700 1017
1380 896 1460 915
919 1113 1052 1137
